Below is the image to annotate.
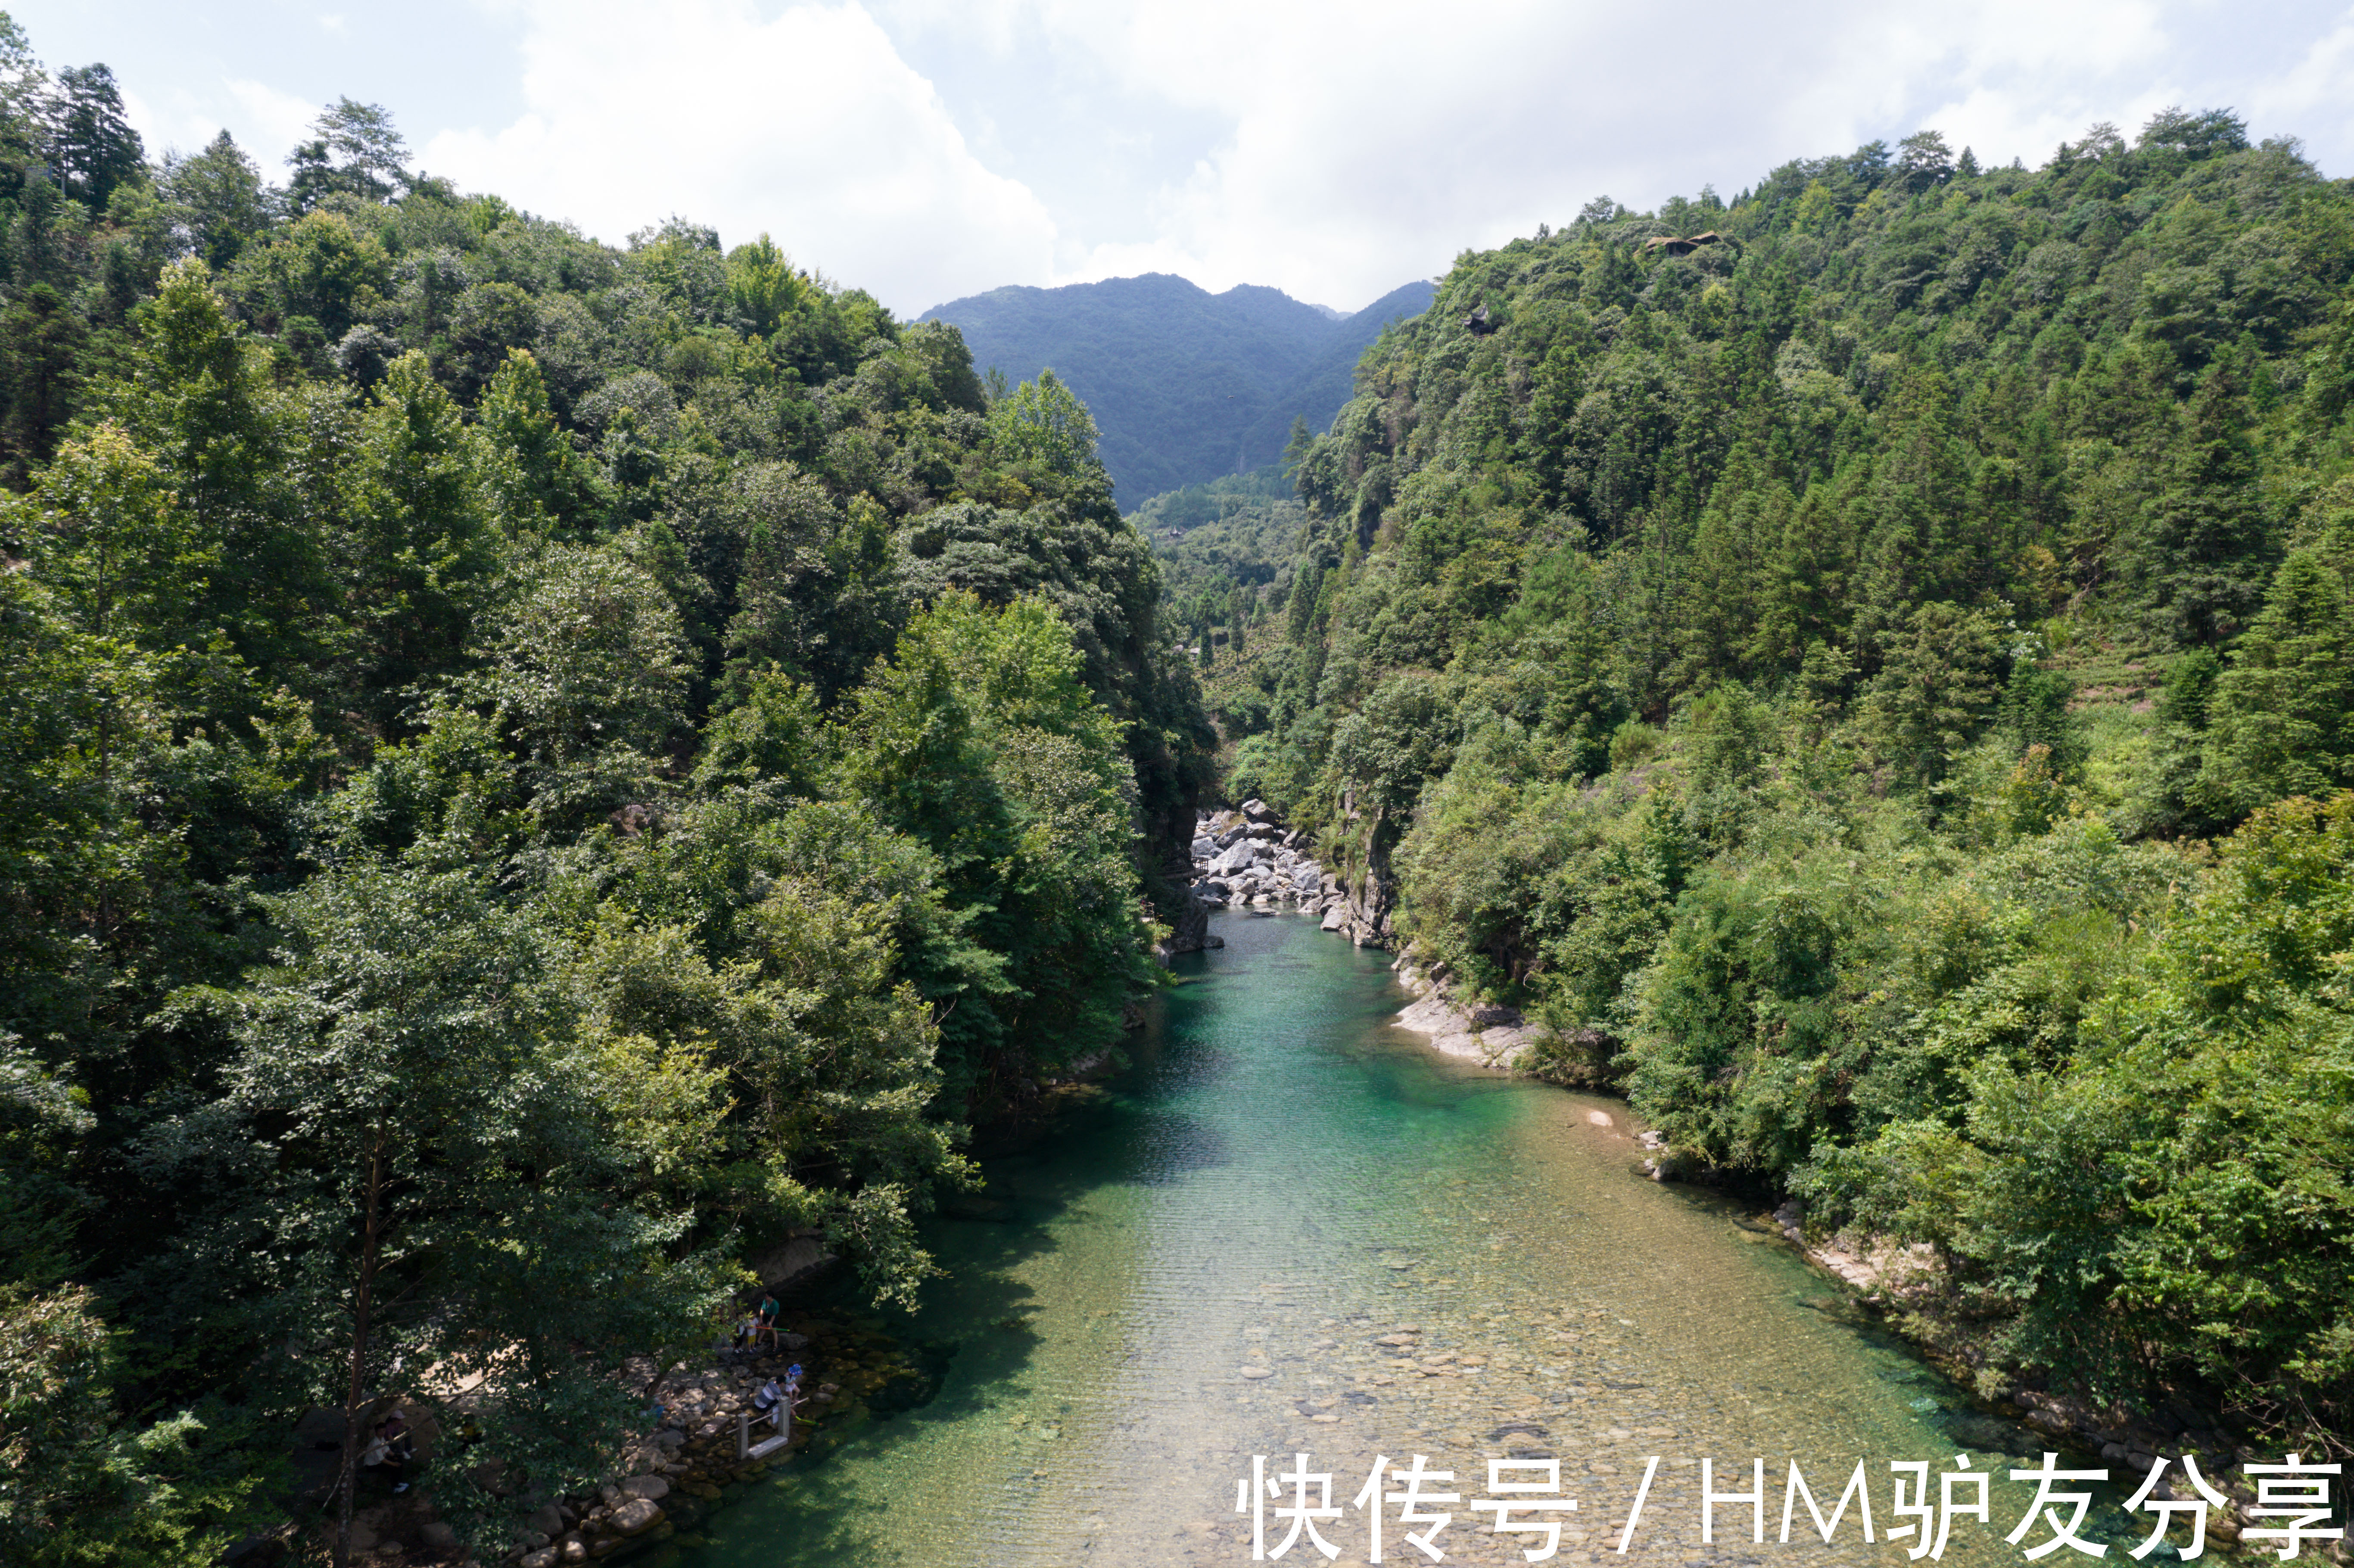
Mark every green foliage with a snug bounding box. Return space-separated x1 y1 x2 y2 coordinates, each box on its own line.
0 24 1211 1554
989 369 1103 478
1 1284 270 1566
841 592 1153 1100
580 797 973 1307
726 233 809 339
157 862 733 1553
24 421 211 647
1804 799 2354 1416
461 544 691 832
343 350 503 712
1861 602 2006 799
2196 548 2354 811
162 131 271 273
284 97 411 212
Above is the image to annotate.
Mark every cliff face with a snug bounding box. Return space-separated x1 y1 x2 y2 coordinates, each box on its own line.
1325 805 1399 948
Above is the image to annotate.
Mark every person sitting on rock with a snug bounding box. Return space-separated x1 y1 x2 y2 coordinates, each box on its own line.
364 1409 414 1493
752 1377 786 1429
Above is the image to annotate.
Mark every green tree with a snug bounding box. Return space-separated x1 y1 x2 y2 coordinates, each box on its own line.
104 260 331 683
284 97 410 211
2197 549 2354 812
163 865 729 1565
41 63 143 211
0 1283 271 1567
162 131 272 271
24 423 211 649
237 210 390 342
462 545 691 834
579 803 972 1306
840 592 1149 1104
475 349 603 538
342 351 502 715
0 282 84 481
1862 601 2005 797
990 370 1102 478
2134 352 2269 645
726 233 808 338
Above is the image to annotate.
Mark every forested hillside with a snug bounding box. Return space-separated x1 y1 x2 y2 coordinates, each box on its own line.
0 18 1210 1561
922 274 1433 505
1196 117 2354 1445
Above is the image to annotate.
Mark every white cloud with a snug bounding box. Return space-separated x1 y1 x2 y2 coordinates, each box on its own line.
420 0 1057 314
98 0 2354 314
2251 6 2354 154
871 0 2354 311
117 74 318 165
225 77 328 156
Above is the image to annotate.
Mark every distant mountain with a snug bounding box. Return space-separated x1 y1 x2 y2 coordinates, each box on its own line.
920 274 1435 509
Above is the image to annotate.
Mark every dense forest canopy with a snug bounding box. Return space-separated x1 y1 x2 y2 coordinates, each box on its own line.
1172 114 2354 1451
921 274 1433 506
0 15 1211 1561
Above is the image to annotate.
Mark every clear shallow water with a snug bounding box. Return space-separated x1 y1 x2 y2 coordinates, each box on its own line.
668 911 2043 1568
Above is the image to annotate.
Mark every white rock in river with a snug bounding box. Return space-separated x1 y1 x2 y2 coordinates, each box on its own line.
1211 841 1258 876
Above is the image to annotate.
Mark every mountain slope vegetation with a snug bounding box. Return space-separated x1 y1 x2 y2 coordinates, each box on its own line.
1198 117 2354 1445
0 21 1209 1562
923 273 1433 506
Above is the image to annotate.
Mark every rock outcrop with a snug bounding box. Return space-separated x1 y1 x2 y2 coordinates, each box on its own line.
1184 799 1394 947
1389 961 1538 1069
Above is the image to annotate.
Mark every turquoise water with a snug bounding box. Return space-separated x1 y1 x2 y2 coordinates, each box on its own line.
667 910 2040 1568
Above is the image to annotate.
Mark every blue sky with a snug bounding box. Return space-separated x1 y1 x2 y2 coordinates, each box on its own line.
30 1 2354 315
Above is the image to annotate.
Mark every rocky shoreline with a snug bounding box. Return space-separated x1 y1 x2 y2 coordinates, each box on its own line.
1179 800 1548 1070
299 1312 932 1567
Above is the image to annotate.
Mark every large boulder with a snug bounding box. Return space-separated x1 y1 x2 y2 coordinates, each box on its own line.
743 1233 838 1298
293 1408 345 1450
1211 841 1258 876
611 1498 664 1536
621 1475 669 1501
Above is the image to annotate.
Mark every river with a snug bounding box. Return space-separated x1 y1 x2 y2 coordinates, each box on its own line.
666 910 2053 1568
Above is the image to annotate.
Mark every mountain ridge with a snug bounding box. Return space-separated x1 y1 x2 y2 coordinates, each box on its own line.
920 272 1435 507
